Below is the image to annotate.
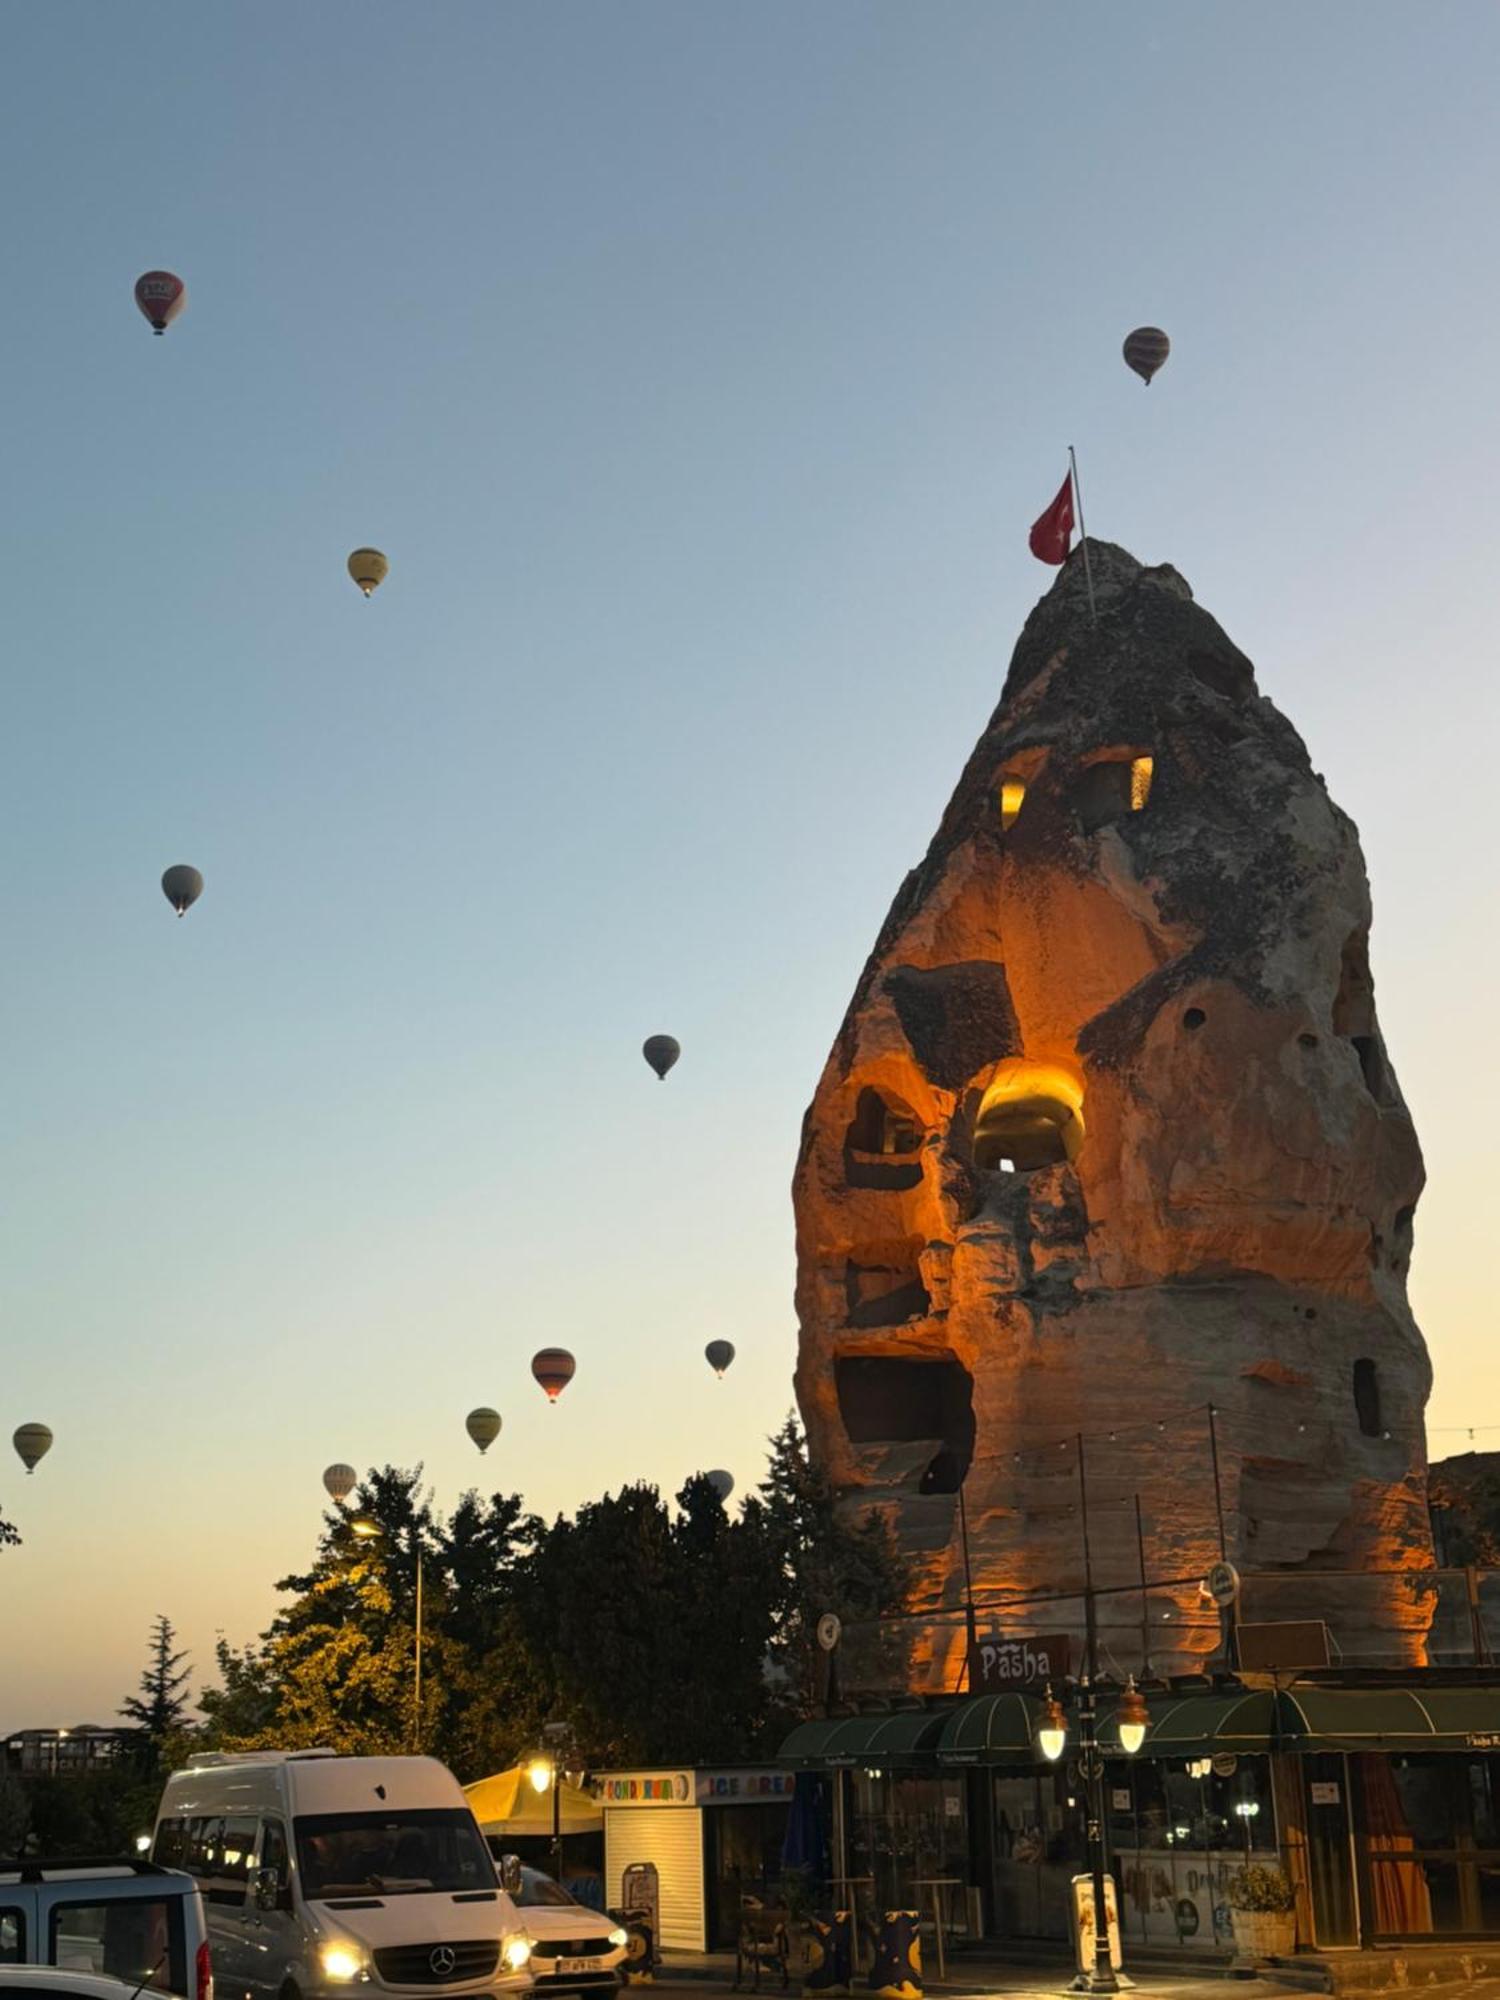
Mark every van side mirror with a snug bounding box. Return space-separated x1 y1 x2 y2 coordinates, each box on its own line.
254 1866 282 1912
498 1854 522 1896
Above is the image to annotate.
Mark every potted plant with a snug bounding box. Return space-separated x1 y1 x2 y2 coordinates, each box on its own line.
1227 1864 1297 1959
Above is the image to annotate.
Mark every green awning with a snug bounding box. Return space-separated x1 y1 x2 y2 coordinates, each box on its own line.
936 1694 1038 1764
1145 1689 1281 1756
778 1708 950 1768
1279 1686 1500 1752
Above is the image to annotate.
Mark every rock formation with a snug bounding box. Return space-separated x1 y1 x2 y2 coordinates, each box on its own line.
793 542 1432 1686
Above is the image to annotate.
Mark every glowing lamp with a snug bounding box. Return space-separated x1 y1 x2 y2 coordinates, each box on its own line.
1037 1688 1067 1763
527 1756 552 1795
1117 1676 1149 1756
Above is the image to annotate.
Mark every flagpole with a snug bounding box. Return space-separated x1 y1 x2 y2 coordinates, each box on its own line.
1068 444 1097 624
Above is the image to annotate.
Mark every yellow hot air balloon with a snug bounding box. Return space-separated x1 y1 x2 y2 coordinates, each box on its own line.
13 1424 53 1475
466 1408 502 1454
348 548 389 598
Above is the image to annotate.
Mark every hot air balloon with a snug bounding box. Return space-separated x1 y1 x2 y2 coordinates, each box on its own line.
531 1349 576 1403
1123 326 1171 386
643 1035 680 1081
705 1469 734 1502
134 271 186 335
348 549 389 598
466 1407 502 1454
161 865 203 917
13 1424 53 1475
705 1340 735 1378
323 1463 357 1504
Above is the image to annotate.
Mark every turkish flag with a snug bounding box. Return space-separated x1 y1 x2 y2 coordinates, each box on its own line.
1028 473 1074 565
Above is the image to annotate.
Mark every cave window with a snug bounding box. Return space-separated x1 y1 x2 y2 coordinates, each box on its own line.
1353 1358 1382 1438
844 1087 925 1191
844 1245 931 1328
836 1354 975 1482
1000 779 1027 831
1075 751 1154 832
973 1059 1085 1173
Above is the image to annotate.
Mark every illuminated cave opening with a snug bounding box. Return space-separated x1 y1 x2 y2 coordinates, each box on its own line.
836 1354 975 1484
999 778 1027 830
1075 750 1154 832
844 1086 924 1191
973 1059 1085 1173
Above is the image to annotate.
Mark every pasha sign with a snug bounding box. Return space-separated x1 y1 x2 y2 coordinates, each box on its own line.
969 1632 1072 1694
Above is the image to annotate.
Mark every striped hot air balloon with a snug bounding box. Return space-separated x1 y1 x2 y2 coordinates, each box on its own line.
466 1407 502 1453
13 1424 53 1475
1123 326 1171 386
531 1349 576 1403
323 1463 357 1503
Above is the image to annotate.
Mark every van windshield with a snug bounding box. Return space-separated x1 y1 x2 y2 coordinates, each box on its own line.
294 1811 494 1898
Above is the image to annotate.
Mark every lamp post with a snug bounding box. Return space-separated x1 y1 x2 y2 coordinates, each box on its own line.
351 1517 424 1752
528 1740 569 1879
1039 1675 1148 1993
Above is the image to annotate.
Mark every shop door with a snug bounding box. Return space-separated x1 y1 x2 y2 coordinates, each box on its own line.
1302 1754 1359 1946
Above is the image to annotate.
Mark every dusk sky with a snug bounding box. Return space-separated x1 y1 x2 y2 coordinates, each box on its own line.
2 3 1497 1726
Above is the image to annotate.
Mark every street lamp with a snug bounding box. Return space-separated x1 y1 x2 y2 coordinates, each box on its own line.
351 1517 425 1753
528 1740 568 1877
1037 1675 1149 1994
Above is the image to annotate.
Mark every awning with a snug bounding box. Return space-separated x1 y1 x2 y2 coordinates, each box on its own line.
464 1765 603 1835
936 1694 1038 1764
778 1709 950 1768
1145 1689 1281 1756
1278 1686 1500 1753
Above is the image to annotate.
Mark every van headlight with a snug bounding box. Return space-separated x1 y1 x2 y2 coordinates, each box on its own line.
608 1929 629 1949
503 1937 532 1971
319 1945 366 1982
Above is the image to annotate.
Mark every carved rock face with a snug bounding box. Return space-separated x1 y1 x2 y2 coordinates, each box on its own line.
793 543 1432 1683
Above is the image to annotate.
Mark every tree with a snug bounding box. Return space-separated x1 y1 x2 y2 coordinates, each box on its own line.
120 1616 192 1772
0 1503 19 1553
758 1413 908 1710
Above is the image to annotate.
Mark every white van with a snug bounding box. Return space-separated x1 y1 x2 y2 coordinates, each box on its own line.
152 1753 533 2000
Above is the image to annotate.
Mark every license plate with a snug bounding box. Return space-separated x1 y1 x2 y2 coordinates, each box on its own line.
555 1959 603 1975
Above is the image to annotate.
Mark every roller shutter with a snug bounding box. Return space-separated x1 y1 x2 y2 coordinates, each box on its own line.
605 1806 705 1951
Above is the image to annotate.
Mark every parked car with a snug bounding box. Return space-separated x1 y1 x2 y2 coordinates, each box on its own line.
153 1752 532 2000
0 1860 212 2000
498 1865 625 1998
0 1971 197 2000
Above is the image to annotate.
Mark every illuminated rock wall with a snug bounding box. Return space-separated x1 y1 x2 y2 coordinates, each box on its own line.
793 544 1433 1686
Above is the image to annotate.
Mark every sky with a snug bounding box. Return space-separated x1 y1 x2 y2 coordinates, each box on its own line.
2 2 1497 1727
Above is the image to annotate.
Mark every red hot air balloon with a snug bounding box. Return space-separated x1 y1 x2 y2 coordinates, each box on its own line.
135 271 187 335
531 1348 576 1403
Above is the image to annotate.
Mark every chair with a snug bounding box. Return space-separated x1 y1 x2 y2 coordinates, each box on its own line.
734 1897 791 1992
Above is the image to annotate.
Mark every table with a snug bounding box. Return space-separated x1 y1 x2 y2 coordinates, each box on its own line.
912 1877 964 1981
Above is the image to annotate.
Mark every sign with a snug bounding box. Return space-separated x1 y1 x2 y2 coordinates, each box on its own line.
599 1772 692 1805
1309 1781 1341 1806
1071 1872 1122 1975
943 1794 962 1819
694 1770 796 1804
1236 1619 1331 1671
1468 1734 1500 1750
969 1632 1071 1694
1111 1789 1132 1812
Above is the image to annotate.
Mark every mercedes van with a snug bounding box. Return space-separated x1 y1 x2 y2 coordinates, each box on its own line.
152 1753 532 2000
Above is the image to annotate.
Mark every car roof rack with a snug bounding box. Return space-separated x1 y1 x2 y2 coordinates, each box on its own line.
0 1858 173 1882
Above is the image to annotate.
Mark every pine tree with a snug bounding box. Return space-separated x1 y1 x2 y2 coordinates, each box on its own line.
120 1615 192 1769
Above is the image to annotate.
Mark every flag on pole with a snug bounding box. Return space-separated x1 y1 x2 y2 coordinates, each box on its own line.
1028 472 1074 565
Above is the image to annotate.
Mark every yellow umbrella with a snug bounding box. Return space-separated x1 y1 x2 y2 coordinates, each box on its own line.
464 1765 603 1837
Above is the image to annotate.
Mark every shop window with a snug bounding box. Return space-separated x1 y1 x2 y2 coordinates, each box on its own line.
844 1087 924 1191
1353 1358 1382 1438
844 1243 930 1328
836 1355 974 1474
1074 751 1153 832
973 1059 1084 1172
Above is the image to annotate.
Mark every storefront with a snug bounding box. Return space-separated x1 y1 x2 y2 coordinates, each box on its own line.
597 1767 796 1952
781 1680 1500 1955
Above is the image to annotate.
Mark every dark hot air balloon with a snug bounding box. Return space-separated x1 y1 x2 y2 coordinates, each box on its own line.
323 1463 357 1503
705 1469 734 1502
1123 326 1171 386
348 549 389 598
643 1035 680 1080
134 271 187 335
705 1340 735 1378
466 1407 502 1453
531 1349 576 1402
161 865 203 917
13 1424 53 1475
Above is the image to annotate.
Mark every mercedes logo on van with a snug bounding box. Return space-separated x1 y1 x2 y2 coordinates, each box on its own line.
429 1948 457 1978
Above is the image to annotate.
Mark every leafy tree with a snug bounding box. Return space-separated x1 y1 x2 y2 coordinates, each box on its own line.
198 1638 280 1744
120 1616 192 1772
0 1504 19 1553
0 1769 29 1853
